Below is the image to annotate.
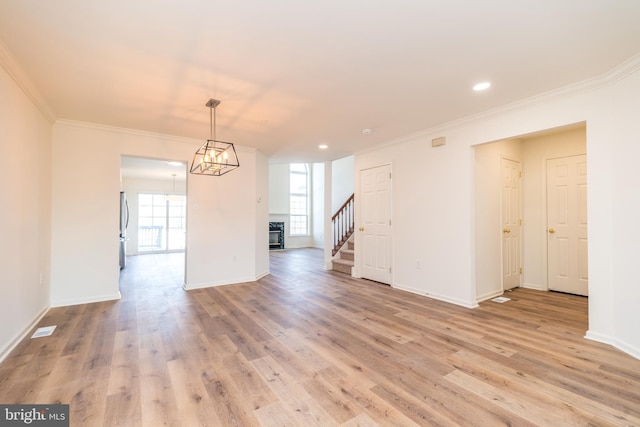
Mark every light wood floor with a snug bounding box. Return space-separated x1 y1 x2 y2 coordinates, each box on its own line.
1 249 639 426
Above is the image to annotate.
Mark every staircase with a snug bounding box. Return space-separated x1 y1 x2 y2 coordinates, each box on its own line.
331 193 355 275
332 236 354 275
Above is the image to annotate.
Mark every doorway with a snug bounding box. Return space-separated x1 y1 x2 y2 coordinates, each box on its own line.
119 155 187 288
474 123 587 301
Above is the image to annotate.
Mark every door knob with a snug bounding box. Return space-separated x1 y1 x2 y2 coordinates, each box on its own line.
503 228 511 234
548 228 555 234
359 227 364 231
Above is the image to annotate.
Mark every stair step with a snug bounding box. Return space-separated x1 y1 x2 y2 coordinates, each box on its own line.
332 258 353 275
332 236 354 274
339 248 354 261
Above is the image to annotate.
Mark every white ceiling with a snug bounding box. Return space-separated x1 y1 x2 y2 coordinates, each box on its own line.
2 1 640 165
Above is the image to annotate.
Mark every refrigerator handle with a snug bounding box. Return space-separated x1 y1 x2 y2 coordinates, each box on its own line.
125 199 130 229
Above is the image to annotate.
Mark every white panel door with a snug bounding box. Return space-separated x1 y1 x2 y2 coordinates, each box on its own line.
501 158 522 290
547 155 588 296
360 164 392 284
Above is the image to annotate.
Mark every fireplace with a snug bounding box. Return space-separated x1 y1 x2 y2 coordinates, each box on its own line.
269 222 285 250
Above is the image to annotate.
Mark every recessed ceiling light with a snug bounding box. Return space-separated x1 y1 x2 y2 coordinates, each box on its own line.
473 82 491 91
318 144 328 149
167 161 183 166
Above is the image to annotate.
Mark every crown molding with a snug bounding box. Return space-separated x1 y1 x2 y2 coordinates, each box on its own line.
0 40 56 124
601 51 640 86
357 52 640 156
54 119 257 153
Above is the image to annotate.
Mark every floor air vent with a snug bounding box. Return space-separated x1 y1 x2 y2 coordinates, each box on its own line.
31 325 56 338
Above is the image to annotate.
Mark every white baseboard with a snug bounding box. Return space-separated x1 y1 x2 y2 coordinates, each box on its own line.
184 274 263 291
50 291 121 308
0 306 49 364
585 330 640 361
393 283 479 309
255 270 270 281
476 289 504 303
522 282 546 291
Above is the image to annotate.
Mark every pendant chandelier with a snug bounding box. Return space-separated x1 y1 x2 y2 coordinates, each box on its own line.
190 99 240 176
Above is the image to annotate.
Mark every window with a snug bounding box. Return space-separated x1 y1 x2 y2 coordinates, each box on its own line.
289 163 309 235
138 193 186 252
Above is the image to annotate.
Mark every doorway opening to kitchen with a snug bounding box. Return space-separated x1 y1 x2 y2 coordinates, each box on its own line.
120 155 187 291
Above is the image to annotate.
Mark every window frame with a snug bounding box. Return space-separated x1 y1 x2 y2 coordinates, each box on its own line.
289 163 310 236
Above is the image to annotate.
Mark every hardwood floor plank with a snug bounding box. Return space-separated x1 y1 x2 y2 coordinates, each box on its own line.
1 249 639 426
251 355 337 426
448 349 640 426
104 331 142 426
201 370 260 426
253 401 299 426
220 352 278 412
318 373 420 427
166 358 222 426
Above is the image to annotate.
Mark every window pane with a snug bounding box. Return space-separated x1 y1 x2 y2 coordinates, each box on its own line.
138 206 153 217
151 205 163 215
290 163 306 173
290 196 307 214
290 173 306 194
168 217 183 229
137 192 186 252
289 163 309 235
168 206 183 217
290 215 307 235
138 217 153 227
153 194 167 205
138 193 152 205
152 218 165 227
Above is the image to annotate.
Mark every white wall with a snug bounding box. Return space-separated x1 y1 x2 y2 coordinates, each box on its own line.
50 120 267 305
331 155 354 212
607 66 640 356
354 57 640 358
268 163 289 214
312 163 325 248
0 56 52 359
254 151 269 279
355 135 476 308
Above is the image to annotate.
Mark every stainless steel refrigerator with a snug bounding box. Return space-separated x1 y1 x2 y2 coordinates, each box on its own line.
119 191 129 269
